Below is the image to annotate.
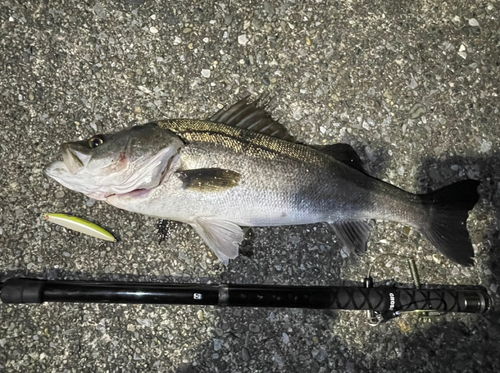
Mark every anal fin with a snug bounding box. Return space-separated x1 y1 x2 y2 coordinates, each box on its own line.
331 220 374 255
190 216 244 265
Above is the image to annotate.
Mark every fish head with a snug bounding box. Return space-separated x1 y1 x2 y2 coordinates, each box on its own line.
45 123 184 200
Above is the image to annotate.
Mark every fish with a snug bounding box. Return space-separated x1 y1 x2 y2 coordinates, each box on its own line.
45 98 480 266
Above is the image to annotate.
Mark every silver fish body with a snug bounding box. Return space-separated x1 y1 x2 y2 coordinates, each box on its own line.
109 120 422 227
45 99 480 266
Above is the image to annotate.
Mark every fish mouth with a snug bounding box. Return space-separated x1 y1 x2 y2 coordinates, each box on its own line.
61 145 91 174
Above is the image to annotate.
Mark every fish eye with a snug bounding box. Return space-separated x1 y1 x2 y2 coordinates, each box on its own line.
89 136 105 149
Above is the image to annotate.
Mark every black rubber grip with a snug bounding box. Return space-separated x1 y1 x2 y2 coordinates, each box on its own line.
1 278 45 303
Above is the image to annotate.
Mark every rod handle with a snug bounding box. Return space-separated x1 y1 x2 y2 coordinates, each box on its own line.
1 278 45 303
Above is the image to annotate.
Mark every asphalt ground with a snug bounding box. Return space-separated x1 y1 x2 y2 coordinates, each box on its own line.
1 1 499 372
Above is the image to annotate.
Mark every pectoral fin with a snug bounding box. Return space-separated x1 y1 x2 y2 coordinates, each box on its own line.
190 216 244 265
331 220 374 255
177 168 241 192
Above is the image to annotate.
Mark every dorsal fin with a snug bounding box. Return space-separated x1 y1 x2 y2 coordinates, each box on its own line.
312 143 366 174
208 97 295 141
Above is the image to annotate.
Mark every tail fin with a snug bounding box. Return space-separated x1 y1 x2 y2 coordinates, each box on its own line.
419 179 480 266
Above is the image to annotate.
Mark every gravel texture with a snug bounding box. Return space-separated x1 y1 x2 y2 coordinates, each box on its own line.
1 1 500 372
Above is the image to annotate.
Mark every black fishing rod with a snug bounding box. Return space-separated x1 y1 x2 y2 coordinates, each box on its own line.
0 278 490 323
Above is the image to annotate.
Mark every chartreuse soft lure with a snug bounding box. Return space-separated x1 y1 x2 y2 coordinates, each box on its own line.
45 213 117 242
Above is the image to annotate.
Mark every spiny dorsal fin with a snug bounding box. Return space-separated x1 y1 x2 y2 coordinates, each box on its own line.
209 97 295 141
312 143 366 174
177 168 241 192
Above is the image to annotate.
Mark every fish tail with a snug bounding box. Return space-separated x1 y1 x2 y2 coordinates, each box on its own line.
418 179 480 266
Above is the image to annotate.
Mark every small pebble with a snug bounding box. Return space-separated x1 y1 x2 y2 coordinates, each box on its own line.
136 318 151 327
249 323 261 333
238 34 249 45
480 139 492 153
201 69 211 78
263 1 275 16
241 347 251 361
273 353 284 367
312 347 328 362
468 18 479 27
214 327 223 336
213 339 223 351
408 103 427 119
196 310 204 321
150 26 158 34
346 361 356 373
458 44 467 59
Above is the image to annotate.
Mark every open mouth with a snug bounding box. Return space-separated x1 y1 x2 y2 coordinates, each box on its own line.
61 145 90 174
